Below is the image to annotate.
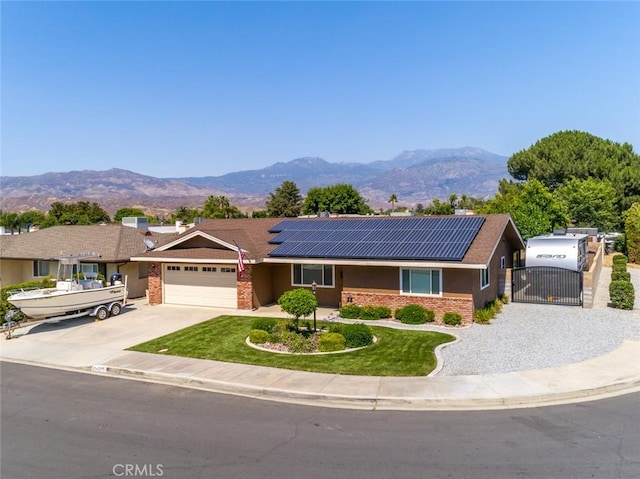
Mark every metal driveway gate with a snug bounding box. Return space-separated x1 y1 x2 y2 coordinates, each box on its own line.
512 266 583 306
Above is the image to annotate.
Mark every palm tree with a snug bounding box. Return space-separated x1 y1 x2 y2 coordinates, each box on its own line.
388 194 398 213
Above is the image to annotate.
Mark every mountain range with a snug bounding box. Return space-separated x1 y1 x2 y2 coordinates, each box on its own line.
0 147 510 216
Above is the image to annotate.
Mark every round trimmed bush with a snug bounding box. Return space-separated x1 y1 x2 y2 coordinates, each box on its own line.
341 323 374 348
318 333 346 352
442 312 462 326
360 305 392 320
610 280 635 310
249 329 273 344
395 304 434 324
611 270 631 282
251 318 278 333
339 304 361 319
612 254 628 266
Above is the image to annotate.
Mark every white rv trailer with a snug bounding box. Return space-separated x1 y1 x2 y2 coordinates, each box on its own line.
525 233 589 272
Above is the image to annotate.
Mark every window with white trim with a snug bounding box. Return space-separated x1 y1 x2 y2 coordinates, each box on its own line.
184 266 198 272
480 268 490 289
80 263 98 275
167 266 180 271
500 256 506 269
401 268 441 295
292 264 334 287
33 260 51 277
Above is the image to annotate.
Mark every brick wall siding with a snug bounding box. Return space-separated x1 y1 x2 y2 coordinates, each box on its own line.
341 291 474 325
147 262 162 305
237 265 253 310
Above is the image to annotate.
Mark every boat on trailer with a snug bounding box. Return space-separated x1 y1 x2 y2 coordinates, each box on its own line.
7 253 128 321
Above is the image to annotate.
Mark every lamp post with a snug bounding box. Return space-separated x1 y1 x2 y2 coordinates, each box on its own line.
311 280 317 332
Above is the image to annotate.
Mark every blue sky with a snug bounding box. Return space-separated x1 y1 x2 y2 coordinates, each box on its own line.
2 1 639 178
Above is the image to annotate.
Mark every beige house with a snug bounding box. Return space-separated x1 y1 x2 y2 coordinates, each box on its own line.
132 215 525 325
0 224 170 299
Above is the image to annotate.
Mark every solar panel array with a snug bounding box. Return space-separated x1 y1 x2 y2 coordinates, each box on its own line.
268 216 485 261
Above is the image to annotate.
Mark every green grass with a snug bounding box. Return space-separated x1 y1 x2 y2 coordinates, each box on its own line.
128 315 455 376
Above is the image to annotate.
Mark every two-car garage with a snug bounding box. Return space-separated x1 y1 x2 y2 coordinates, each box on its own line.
163 263 237 308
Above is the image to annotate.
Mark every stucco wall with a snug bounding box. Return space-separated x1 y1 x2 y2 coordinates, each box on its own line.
0 259 34 288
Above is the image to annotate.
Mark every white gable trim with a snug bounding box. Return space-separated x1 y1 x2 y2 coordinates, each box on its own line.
155 230 242 253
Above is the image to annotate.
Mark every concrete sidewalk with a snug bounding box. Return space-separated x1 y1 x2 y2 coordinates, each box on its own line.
2 299 639 410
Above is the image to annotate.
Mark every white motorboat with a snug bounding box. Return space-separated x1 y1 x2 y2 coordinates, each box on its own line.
7 254 128 320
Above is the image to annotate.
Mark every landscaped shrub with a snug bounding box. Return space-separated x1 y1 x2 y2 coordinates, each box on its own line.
611 270 631 282
249 329 273 344
251 318 278 333
360 305 392 320
374 306 392 319
609 280 635 310
339 304 361 319
394 304 434 324
278 289 317 326
473 297 505 324
341 323 374 348
612 254 628 266
327 323 343 334
318 333 346 352
279 330 318 353
442 312 462 326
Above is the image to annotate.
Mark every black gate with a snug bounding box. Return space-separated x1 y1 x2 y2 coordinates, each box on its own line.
512 266 583 306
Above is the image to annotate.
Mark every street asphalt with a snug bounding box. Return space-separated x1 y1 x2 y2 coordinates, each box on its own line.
1 275 639 411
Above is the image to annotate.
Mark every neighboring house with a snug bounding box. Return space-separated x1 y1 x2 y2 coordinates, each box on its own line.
0 224 171 299
132 215 525 324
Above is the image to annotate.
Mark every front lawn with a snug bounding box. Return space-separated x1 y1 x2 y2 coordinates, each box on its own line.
128 315 455 376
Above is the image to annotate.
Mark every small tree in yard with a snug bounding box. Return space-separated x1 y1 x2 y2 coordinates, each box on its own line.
278 289 317 329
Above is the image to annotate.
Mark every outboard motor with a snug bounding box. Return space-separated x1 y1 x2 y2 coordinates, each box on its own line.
110 273 123 286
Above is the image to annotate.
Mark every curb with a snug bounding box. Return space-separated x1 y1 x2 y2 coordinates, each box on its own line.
91 363 640 411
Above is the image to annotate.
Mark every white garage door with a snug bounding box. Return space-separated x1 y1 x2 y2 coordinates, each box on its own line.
164 264 237 308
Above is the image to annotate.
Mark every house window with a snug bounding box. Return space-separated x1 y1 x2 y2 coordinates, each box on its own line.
80 263 98 276
292 264 334 287
500 256 506 269
167 266 180 271
33 260 51 277
400 268 441 295
480 268 490 289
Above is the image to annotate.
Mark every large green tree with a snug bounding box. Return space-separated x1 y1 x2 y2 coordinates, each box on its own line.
624 203 640 264
554 177 619 231
114 207 147 222
265 181 303 217
478 179 569 239
302 184 373 216
507 130 640 211
42 201 110 227
202 195 246 219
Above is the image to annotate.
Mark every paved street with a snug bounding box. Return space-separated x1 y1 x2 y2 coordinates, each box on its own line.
2 363 639 479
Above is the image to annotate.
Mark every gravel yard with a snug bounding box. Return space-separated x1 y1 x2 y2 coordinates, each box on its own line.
436 265 640 376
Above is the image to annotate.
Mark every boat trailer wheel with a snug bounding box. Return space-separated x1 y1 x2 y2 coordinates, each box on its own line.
95 306 109 321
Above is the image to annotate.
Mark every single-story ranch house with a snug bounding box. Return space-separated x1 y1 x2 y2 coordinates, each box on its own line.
132 214 525 324
0 224 169 299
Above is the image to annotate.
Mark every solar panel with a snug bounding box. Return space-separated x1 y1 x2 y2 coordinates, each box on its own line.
268 216 485 261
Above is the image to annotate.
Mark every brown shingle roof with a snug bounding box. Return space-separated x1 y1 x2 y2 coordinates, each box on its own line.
0 224 164 262
132 215 524 267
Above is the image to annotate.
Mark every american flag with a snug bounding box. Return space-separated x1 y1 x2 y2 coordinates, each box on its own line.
235 242 246 273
